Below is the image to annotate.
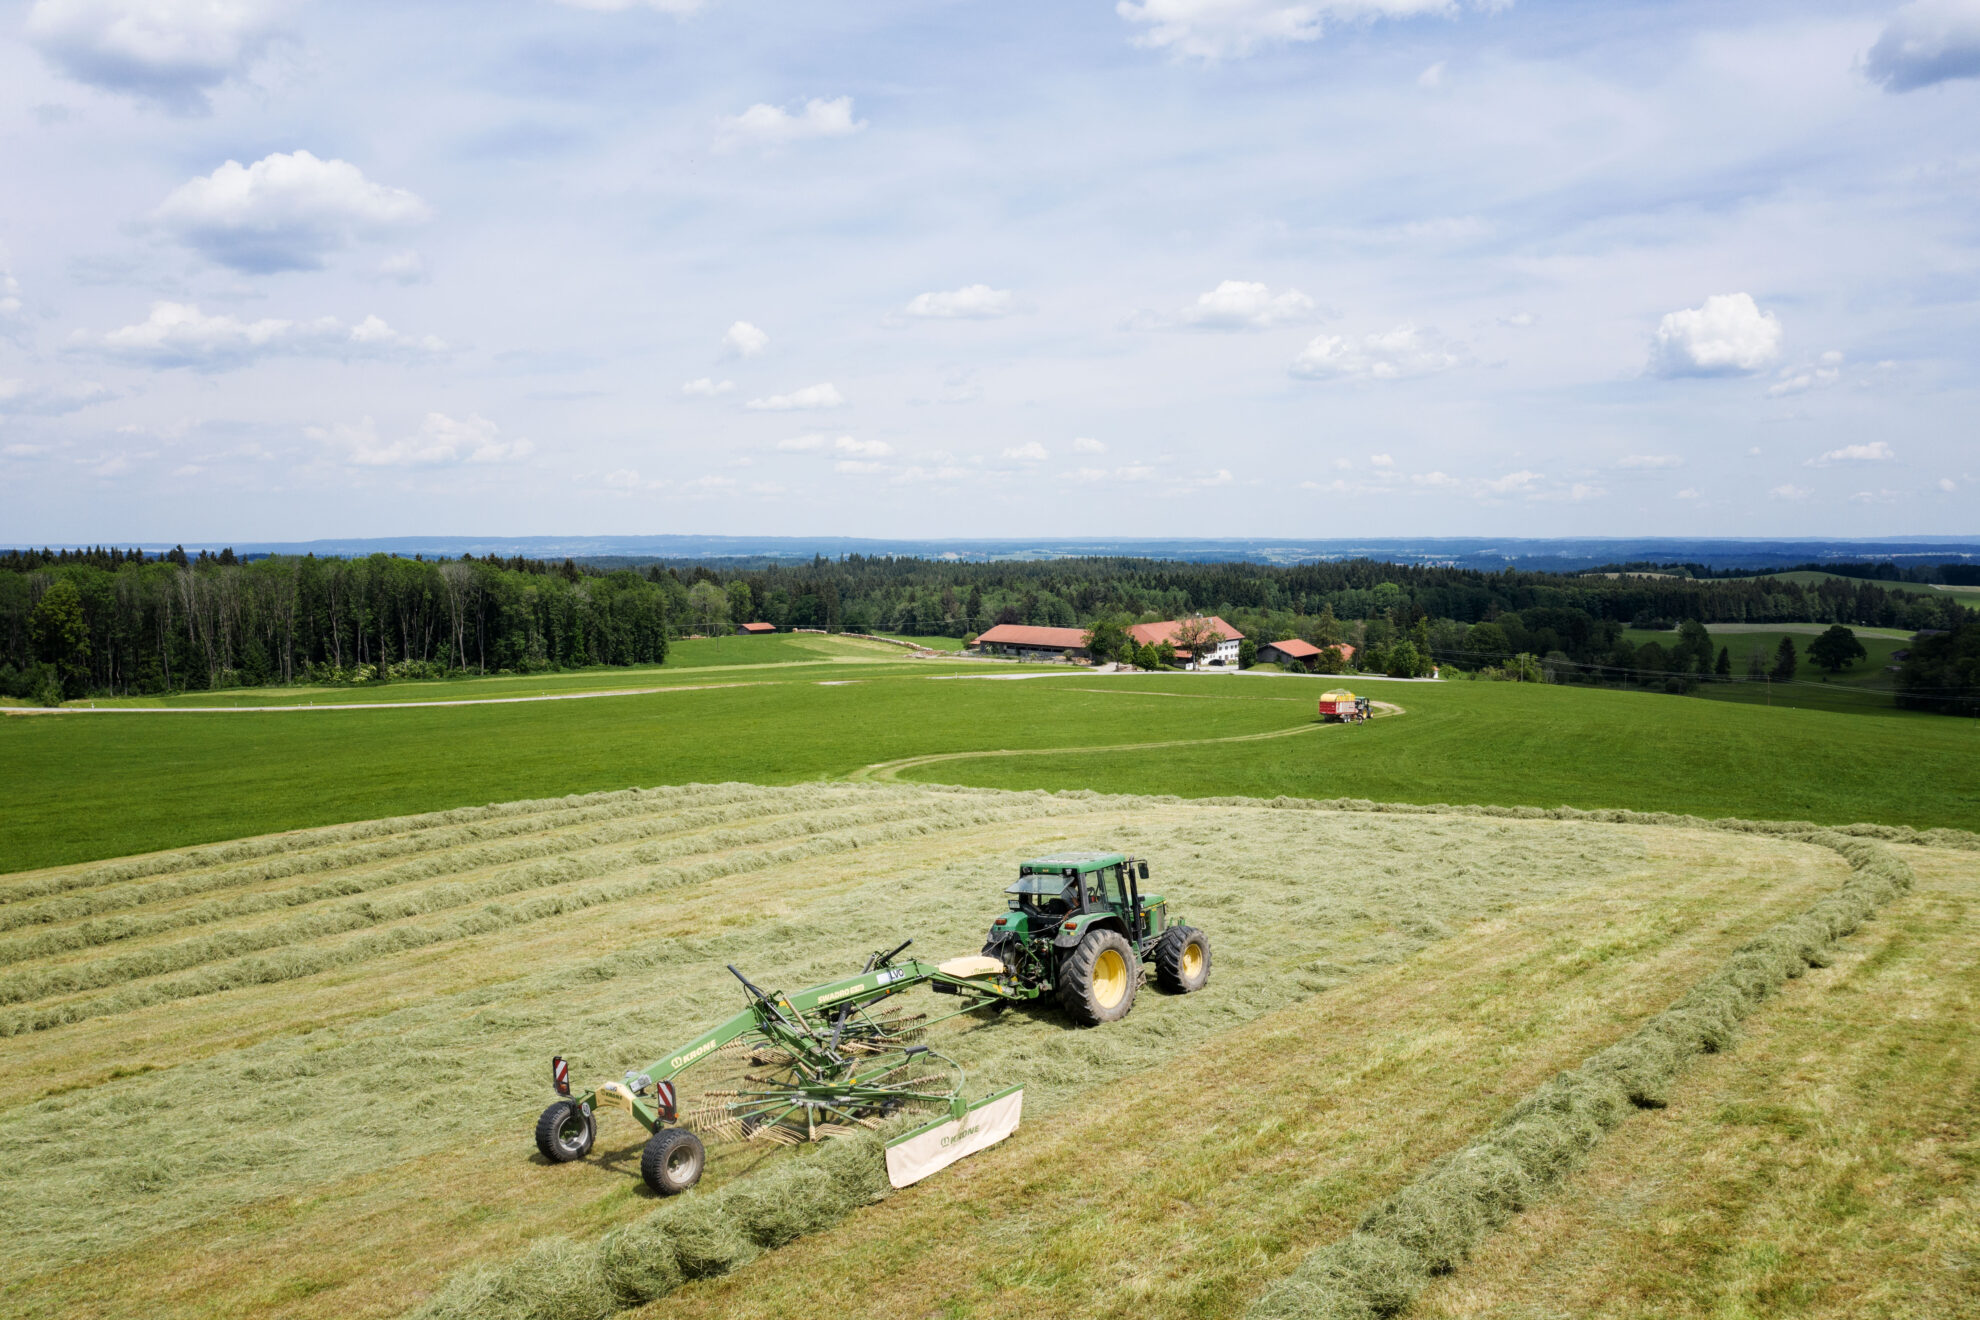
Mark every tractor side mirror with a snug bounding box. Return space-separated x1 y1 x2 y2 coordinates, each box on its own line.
1137 861 1149 880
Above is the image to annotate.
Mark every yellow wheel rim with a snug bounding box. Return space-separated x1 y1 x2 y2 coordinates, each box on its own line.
1093 948 1128 1008
1181 942 1204 979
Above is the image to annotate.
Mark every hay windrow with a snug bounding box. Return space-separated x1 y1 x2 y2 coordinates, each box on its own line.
1241 829 1918 1320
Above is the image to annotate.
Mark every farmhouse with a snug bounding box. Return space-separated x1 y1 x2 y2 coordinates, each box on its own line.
738 622 777 634
1129 616 1244 669
973 623 1091 661
1257 639 1355 668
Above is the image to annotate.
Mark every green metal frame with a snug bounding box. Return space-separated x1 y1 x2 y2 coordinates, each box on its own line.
569 948 1028 1134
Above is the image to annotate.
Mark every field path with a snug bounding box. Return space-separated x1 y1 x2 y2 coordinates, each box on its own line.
846 699 1403 782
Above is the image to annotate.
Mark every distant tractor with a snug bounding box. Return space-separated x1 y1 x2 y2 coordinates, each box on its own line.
977 852 1210 1024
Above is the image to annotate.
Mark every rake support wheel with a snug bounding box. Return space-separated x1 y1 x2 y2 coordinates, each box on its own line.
1154 925 1211 994
1058 929 1138 1026
535 1100 596 1163
641 1127 707 1195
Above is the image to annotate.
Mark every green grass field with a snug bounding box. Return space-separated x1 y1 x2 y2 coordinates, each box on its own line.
5 668 1976 873
1619 625 1914 716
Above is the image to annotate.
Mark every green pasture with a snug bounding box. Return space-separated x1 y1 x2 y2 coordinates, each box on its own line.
5 671 1975 873
1617 626 1911 716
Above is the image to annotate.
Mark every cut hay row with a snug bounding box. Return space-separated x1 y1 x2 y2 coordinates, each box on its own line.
405 1123 906 1320
0 789 1002 971
1 791 1648 1278
0 793 1128 1034
0 782 806 911
1242 829 1920 1320
0 786 767 931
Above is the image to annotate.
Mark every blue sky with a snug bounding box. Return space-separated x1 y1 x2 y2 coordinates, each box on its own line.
1 0 1976 541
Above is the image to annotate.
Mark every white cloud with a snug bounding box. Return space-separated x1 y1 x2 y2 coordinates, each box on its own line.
1767 350 1845 397
1617 454 1683 469
1481 469 1542 495
1002 441 1049 462
1770 483 1812 500
1073 436 1106 454
776 433 888 456
1498 311 1536 328
1410 470 1458 487
1865 0 1980 91
715 97 865 151
1181 280 1316 330
745 382 845 411
153 151 430 272
1567 483 1605 501
79 302 444 370
0 378 114 415
0 252 25 343
904 285 1012 319
723 321 768 356
1810 441 1894 465
681 377 734 396
312 413 532 468
4 443 52 458
602 468 664 492
1417 60 1445 87
1199 468 1234 486
1649 292 1782 376
1939 477 1958 493
26 0 293 112
1116 0 1460 61
1675 488 1701 500
1291 323 1460 381
1849 489 1902 504
1369 453 1394 467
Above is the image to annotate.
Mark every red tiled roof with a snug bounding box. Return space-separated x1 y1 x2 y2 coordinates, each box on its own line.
739 622 776 633
1127 616 1244 648
976 624 1091 649
1261 638 1322 659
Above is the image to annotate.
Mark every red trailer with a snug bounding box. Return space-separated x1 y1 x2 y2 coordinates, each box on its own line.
1318 689 1359 722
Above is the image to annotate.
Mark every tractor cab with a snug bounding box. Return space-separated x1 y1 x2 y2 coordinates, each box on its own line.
985 849 1210 1024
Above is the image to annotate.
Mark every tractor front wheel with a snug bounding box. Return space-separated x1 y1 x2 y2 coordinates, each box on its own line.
1058 929 1139 1026
535 1100 596 1163
1155 925 1212 993
641 1127 706 1195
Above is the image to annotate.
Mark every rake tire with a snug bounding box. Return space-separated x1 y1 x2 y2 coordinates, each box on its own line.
535 1100 595 1163
1154 925 1211 994
641 1127 706 1196
1057 929 1138 1026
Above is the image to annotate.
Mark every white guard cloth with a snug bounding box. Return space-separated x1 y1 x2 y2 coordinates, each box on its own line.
884 1088 1023 1189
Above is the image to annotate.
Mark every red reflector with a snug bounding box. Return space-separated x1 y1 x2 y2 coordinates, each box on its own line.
1063 921 1076 930
552 1056 570 1096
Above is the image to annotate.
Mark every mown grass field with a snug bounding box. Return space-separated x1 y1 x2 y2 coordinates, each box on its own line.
2 783 1967 1320
5 667 1977 873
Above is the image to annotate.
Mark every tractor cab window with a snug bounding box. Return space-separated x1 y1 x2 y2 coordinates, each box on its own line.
1098 865 1125 908
1006 873 1076 916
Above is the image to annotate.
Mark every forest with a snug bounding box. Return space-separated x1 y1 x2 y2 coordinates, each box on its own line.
1 546 1970 701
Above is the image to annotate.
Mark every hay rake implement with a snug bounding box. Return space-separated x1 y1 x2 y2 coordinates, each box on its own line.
537 940 1024 1193
535 850 1210 1194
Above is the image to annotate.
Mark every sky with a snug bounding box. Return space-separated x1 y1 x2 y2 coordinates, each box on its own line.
1 0 1977 543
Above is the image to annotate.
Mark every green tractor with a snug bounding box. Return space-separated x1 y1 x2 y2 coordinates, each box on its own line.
978 851 1210 1024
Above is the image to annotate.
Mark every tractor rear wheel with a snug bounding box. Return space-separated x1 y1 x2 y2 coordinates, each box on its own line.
1155 925 1212 993
535 1100 596 1162
1058 929 1139 1025
641 1127 706 1195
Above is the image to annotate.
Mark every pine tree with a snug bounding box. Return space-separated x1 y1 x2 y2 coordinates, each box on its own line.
1770 636 1798 682
1715 645 1732 679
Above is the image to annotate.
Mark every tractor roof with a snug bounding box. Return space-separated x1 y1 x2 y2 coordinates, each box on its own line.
1019 851 1126 873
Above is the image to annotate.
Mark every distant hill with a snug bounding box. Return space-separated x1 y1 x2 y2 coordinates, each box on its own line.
16 535 1976 573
